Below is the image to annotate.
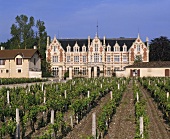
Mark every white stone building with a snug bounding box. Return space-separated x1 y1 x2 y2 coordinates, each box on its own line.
46 34 149 79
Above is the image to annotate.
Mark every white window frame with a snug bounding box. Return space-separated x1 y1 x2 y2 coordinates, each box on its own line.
74 67 79 75
123 46 127 52
82 46 86 52
82 67 87 75
83 56 86 63
52 56 58 63
107 46 111 51
114 55 120 62
67 56 70 62
74 56 79 62
67 46 71 52
122 55 128 62
94 44 98 52
94 53 99 62
137 44 140 52
107 55 111 62
53 46 56 52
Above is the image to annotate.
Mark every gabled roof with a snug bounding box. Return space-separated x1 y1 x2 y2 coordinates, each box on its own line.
57 38 136 51
0 49 41 59
126 61 170 68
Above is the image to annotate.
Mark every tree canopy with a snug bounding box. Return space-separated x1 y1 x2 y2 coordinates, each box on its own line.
149 36 170 61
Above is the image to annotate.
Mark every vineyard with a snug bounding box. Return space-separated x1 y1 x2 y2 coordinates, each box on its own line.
0 77 170 139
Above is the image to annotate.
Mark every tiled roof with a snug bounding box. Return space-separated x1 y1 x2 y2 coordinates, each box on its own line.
126 61 170 68
58 38 136 51
0 49 40 59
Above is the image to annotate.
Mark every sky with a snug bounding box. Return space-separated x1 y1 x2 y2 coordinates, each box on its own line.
0 0 170 43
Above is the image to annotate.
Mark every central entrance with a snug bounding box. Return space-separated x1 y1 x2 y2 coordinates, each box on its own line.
91 66 100 78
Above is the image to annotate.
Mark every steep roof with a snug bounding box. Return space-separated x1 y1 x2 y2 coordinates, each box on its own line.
57 38 136 51
0 49 41 59
58 39 89 51
126 61 170 68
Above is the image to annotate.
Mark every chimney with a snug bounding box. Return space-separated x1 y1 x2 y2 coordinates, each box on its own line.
146 37 149 47
47 36 50 47
103 36 106 46
34 46 37 49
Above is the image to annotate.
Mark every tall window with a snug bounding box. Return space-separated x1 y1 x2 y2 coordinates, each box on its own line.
67 56 70 62
107 67 111 75
53 46 56 52
34 58 36 65
95 44 98 52
0 59 5 65
52 67 59 76
137 45 140 52
94 53 99 62
74 67 79 75
100 55 102 62
107 55 111 62
114 55 120 62
83 56 86 63
123 55 128 62
52 56 58 63
82 67 87 75
16 58 22 65
74 56 79 62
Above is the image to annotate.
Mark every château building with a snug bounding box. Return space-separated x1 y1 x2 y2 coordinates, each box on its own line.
46 34 149 79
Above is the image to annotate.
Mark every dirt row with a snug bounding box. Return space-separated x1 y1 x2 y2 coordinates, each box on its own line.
63 79 170 139
104 80 136 139
63 93 111 139
140 85 170 139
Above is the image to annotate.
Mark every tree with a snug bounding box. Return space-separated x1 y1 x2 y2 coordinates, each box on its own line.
134 55 142 63
10 15 35 49
149 36 170 61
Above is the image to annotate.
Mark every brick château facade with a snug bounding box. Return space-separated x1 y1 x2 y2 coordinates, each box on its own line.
46 34 149 79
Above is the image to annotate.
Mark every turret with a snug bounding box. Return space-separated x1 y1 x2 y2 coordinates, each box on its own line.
47 36 50 48
88 36 90 47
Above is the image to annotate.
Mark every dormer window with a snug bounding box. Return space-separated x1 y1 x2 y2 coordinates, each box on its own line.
107 45 111 51
123 44 127 52
94 44 98 52
114 41 120 52
82 46 86 52
74 42 79 52
67 45 71 52
74 47 79 52
114 46 120 52
16 58 22 65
